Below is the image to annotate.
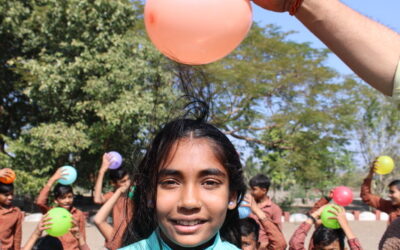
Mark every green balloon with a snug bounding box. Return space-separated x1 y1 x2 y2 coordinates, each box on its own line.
45 207 73 237
321 205 341 229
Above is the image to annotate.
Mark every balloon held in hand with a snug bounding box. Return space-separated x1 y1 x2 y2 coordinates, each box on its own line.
144 0 253 65
332 186 353 206
58 166 77 185
374 156 395 175
108 151 123 169
45 207 73 237
0 169 16 184
321 205 341 229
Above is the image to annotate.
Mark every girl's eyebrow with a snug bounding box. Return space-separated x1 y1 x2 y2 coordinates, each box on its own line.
158 169 182 178
198 168 226 178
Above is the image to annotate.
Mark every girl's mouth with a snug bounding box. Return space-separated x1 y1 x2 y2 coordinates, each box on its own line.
171 219 207 234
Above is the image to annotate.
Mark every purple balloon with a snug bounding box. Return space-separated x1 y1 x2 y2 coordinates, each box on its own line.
108 151 123 169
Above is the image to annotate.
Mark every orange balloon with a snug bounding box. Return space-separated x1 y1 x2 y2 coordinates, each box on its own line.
144 0 253 65
0 169 16 184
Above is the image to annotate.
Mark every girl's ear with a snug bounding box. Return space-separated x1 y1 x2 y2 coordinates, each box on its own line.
228 192 237 210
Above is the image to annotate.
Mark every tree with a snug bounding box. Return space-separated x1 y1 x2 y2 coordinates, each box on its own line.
171 24 359 191
0 0 177 195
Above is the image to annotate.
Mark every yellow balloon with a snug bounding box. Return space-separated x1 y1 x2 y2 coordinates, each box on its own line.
374 156 395 175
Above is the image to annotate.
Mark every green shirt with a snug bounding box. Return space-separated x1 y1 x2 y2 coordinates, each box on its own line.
119 230 239 250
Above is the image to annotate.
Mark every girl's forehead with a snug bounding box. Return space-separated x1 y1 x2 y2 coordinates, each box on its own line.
159 138 227 175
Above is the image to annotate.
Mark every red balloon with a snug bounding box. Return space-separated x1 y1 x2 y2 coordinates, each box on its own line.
144 0 253 65
333 186 353 206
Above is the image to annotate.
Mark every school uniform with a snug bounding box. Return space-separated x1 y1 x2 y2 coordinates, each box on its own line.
289 222 363 250
35 185 86 250
0 206 23 250
249 197 283 248
102 191 134 250
119 230 239 250
361 177 400 223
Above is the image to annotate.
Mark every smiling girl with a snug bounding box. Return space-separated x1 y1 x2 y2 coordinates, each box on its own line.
121 102 246 249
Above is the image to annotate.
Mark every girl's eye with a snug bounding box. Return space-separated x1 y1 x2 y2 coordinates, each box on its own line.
203 179 221 188
159 179 179 188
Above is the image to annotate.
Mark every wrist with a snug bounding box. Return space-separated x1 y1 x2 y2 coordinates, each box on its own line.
306 213 317 224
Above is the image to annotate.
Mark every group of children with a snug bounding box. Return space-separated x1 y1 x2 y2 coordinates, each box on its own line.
0 105 399 250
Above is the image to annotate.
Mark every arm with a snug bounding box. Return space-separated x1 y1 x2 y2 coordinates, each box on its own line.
71 218 90 250
79 212 86 241
93 153 112 204
329 206 364 250
35 168 67 213
254 0 400 96
360 162 393 212
93 181 130 241
14 210 23 250
309 190 332 214
22 214 52 250
245 195 287 250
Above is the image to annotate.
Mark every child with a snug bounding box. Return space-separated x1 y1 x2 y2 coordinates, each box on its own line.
93 154 133 249
22 214 90 250
361 159 400 223
120 103 247 249
241 195 286 250
35 168 86 250
93 179 131 247
240 218 260 250
248 174 283 249
289 205 362 250
0 181 23 250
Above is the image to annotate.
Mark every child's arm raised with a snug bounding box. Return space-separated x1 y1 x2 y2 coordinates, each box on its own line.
93 179 131 242
328 206 363 250
360 159 392 213
35 168 68 213
0 168 13 179
245 195 287 250
93 153 112 204
22 214 52 250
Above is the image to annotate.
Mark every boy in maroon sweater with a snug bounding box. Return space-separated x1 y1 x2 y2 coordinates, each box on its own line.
0 179 23 250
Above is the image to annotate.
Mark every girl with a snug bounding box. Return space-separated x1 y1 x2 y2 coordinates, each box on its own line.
121 102 246 249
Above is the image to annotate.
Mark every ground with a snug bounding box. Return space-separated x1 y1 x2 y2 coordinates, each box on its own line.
21 221 387 250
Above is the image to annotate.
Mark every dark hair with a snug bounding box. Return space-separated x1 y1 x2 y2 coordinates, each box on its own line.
33 235 63 250
109 168 128 183
124 101 246 247
239 218 259 241
0 183 14 194
249 174 271 190
53 184 73 199
389 180 400 190
313 226 345 250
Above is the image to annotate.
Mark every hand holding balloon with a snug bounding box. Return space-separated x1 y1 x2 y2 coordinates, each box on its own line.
0 168 16 184
374 156 395 175
321 205 341 229
45 207 73 237
108 151 123 170
57 166 77 185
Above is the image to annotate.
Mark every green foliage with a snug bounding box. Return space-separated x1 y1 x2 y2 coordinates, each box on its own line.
1 0 176 195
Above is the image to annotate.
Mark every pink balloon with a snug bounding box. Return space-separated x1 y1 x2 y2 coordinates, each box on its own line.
333 186 353 206
144 0 253 65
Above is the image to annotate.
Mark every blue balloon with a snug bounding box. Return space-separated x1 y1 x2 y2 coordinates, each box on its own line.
58 166 77 185
238 201 251 219
108 151 123 169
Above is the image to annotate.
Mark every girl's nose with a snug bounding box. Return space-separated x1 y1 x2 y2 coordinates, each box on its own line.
178 185 201 211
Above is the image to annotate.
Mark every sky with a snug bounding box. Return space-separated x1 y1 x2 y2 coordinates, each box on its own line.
251 0 400 75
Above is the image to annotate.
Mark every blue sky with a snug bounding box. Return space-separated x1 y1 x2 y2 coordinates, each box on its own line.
251 0 400 75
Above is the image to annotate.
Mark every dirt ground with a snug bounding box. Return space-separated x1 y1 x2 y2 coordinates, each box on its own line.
21 221 387 250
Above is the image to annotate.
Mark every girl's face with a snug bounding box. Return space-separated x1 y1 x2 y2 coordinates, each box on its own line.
156 138 237 247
